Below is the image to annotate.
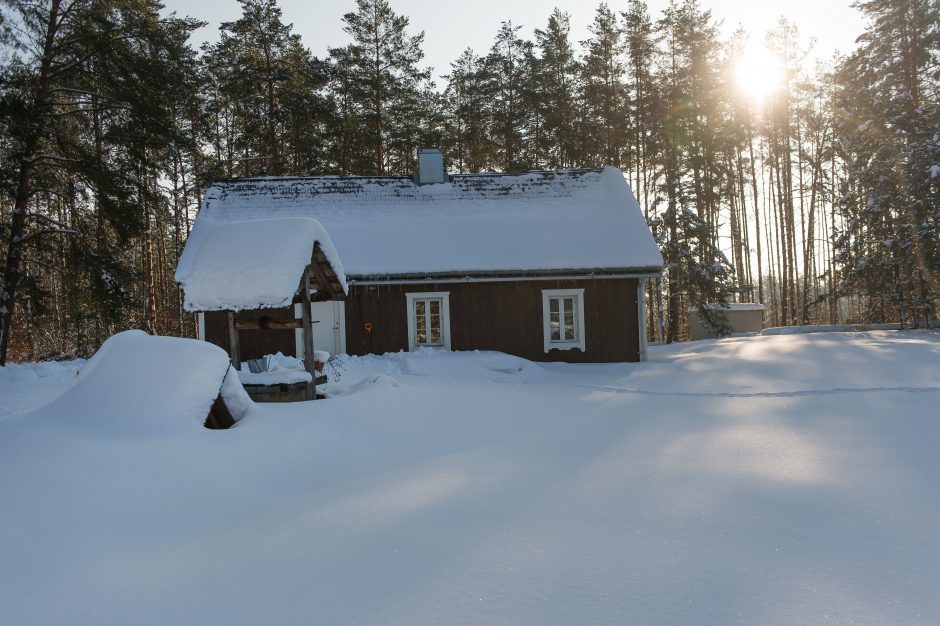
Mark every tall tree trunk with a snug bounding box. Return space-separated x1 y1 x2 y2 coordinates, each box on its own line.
666 144 680 343
747 127 764 306
0 0 62 364
141 160 157 335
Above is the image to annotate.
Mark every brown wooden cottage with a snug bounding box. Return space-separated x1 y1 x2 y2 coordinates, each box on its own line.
177 150 663 364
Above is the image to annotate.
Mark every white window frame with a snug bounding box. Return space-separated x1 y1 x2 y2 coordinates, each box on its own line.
542 288 586 352
406 291 451 350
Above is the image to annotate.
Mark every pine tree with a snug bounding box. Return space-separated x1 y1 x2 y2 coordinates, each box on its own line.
580 3 627 169
203 0 329 177
327 45 371 175
832 0 938 324
2 0 935 357
622 0 658 211
533 9 581 168
654 0 735 340
484 21 533 172
442 49 492 172
0 0 201 363
332 0 428 175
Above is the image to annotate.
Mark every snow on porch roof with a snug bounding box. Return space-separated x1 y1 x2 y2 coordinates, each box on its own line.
181 166 664 279
175 217 347 312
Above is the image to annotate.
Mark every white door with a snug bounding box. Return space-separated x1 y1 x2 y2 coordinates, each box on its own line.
295 301 346 359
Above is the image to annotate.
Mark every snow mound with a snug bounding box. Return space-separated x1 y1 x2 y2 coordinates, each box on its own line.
332 349 535 388
338 373 401 396
31 330 250 436
395 348 531 379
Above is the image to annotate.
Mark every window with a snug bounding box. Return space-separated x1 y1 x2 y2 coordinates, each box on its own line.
542 288 585 352
406 292 451 350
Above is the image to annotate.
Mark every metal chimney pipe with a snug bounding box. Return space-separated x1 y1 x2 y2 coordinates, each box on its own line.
416 148 447 184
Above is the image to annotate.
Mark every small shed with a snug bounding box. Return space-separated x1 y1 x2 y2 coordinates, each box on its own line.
689 303 765 340
175 216 347 400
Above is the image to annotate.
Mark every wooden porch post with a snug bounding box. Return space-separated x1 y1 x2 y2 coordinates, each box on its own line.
301 266 316 400
227 310 241 368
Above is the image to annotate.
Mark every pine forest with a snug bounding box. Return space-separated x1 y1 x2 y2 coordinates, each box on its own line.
0 0 937 363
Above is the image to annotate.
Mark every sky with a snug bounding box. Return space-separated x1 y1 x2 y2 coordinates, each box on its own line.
161 0 867 78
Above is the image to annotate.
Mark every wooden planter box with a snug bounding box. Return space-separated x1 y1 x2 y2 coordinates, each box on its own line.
242 371 328 403
243 381 313 403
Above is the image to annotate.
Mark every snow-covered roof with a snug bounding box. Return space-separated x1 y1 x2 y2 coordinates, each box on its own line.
179 166 663 281
176 217 346 312
690 303 766 312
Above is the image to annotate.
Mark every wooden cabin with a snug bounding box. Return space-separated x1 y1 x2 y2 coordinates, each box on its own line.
178 154 663 364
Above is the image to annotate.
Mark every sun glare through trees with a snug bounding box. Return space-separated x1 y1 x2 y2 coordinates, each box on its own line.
733 40 786 103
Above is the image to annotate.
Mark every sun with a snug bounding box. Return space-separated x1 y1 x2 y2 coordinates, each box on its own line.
733 42 786 103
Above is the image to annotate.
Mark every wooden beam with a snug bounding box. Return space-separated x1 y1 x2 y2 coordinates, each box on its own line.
308 255 335 298
311 243 346 300
300 267 316 400
235 316 303 330
227 311 241 368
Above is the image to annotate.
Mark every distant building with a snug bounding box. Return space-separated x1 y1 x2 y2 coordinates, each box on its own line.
688 303 765 340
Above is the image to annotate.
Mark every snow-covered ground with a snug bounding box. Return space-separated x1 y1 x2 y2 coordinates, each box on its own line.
1 331 938 625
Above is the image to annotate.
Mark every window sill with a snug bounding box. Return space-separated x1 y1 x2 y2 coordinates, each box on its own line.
546 342 585 352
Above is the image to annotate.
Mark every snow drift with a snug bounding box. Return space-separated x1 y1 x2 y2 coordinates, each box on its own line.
1 331 938 625
29 330 251 436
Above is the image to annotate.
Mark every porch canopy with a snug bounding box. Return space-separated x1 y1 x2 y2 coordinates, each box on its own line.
175 216 347 313
175 216 346 400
